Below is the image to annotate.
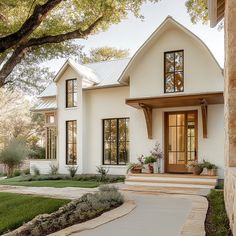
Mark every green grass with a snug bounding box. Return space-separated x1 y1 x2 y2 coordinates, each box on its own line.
0 178 100 188
0 192 69 234
206 190 232 236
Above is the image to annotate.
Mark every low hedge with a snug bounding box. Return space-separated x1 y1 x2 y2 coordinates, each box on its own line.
5 186 124 236
17 174 125 183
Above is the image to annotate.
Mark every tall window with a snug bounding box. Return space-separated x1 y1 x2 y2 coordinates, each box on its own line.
103 118 129 165
66 79 78 108
46 127 57 159
164 50 184 93
66 120 77 165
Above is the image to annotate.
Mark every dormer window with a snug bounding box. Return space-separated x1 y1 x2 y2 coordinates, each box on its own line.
164 50 184 93
66 79 78 108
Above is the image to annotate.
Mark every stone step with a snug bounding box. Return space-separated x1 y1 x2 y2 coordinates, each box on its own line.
125 174 218 189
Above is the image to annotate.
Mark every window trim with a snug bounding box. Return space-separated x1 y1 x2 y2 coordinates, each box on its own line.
66 78 77 108
102 118 129 166
164 50 184 93
66 120 77 165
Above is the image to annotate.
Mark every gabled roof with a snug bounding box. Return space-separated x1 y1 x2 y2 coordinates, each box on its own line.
38 58 130 97
54 58 100 84
118 16 223 84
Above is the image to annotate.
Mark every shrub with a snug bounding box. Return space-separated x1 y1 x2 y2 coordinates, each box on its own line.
28 146 45 159
0 139 28 177
23 168 30 175
13 169 21 177
144 156 157 164
32 166 40 176
96 166 109 181
49 163 58 175
67 165 78 178
10 186 124 236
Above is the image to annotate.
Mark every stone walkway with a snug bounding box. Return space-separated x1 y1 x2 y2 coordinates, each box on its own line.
73 193 193 236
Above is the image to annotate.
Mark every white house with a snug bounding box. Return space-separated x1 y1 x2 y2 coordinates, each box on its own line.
31 16 224 179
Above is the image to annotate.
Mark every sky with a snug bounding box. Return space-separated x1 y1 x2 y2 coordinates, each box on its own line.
49 0 224 71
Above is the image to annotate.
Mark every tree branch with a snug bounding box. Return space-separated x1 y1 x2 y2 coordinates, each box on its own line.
0 15 104 86
0 0 64 53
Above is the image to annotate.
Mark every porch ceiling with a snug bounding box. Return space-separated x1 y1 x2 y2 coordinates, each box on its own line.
126 92 224 109
126 92 224 139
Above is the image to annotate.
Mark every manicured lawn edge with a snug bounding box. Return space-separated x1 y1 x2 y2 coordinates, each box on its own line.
0 193 69 235
4 186 124 236
205 189 232 236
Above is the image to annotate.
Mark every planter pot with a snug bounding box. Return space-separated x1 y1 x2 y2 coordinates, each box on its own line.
193 166 203 175
148 163 154 174
207 169 217 176
131 167 142 174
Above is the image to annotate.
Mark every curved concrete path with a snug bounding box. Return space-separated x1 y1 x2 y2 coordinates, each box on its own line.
73 193 192 236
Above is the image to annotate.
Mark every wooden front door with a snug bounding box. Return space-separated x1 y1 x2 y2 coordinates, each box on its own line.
165 111 198 173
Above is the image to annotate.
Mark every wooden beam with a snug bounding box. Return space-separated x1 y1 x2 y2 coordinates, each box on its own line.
201 99 208 138
139 103 153 139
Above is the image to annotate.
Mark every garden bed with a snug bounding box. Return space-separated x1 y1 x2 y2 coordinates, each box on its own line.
205 190 232 236
4 186 124 236
0 174 125 188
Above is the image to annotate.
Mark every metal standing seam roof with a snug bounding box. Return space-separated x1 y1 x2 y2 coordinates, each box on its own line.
31 98 57 112
38 58 131 98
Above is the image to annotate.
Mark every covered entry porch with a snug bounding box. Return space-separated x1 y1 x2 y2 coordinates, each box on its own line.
126 92 224 175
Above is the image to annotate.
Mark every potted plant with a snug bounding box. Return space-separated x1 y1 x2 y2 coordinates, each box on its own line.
150 142 164 173
203 160 218 176
126 163 142 174
144 156 157 173
187 161 204 175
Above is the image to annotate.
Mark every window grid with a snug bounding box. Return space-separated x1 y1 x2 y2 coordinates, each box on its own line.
103 118 129 165
66 79 77 108
164 50 184 93
66 120 77 165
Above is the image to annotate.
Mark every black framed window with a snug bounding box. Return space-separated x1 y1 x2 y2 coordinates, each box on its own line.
66 120 77 165
164 50 184 93
66 79 78 108
103 118 129 165
46 127 56 159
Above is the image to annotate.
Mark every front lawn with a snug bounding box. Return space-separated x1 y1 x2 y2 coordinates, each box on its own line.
0 178 100 188
0 192 69 235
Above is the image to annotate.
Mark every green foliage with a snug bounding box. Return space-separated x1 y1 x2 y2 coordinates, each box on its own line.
144 156 156 164
0 139 28 177
185 0 208 24
207 190 232 236
0 0 160 93
0 192 69 235
13 169 21 177
67 165 78 178
203 160 218 170
126 162 142 173
96 166 109 181
49 163 58 175
10 186 123 235
81 47 129 64
23 168 30 175
29 146 45 159
32 166 40 176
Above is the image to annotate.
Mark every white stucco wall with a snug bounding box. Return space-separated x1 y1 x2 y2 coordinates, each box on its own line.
30 160 57 175
128 28 223 98
83 86 131 175
56 67 83 174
